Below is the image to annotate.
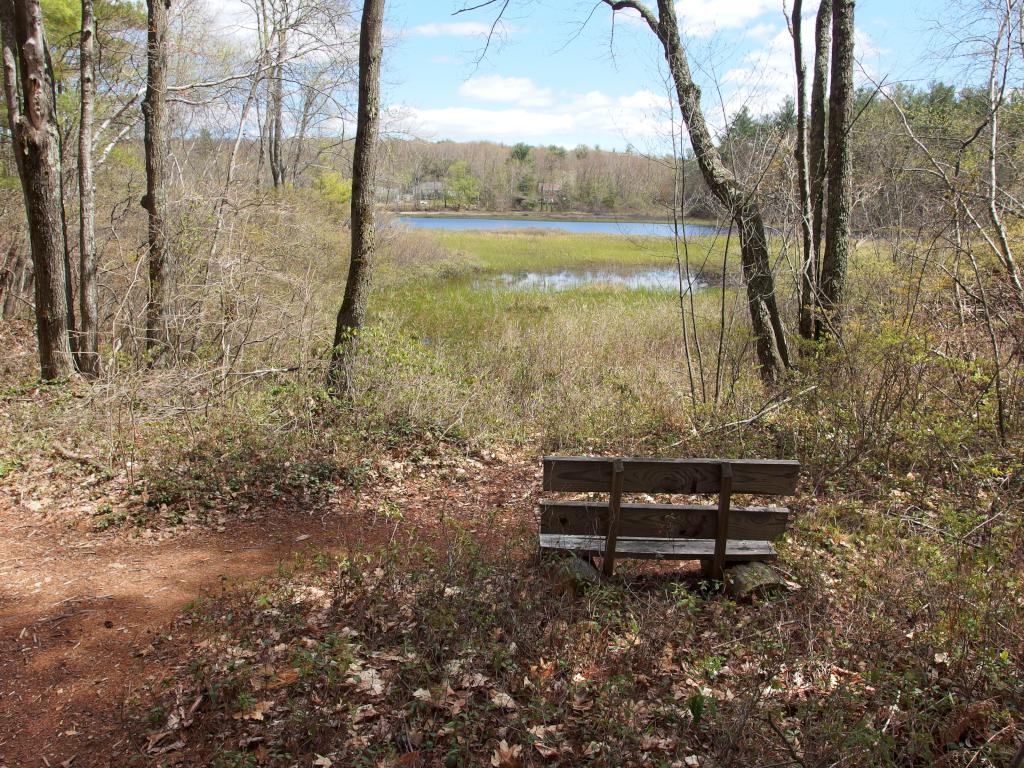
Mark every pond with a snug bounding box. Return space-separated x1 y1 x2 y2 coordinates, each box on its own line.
481 268 701 293
398 215 719 238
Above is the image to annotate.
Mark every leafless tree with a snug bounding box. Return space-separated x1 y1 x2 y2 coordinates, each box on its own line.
328 0 384 391
0 0 75 379
78 0 100 376
603 0 791 384
819 0 855 329
791 0 832 341
143 0 172 357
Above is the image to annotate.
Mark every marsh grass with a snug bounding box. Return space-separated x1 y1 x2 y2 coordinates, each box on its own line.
348 226 753 451
421 228 731 275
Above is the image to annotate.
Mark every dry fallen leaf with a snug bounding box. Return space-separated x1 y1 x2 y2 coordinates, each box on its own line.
412 687 432 703
490 739 523 767
460 672 489 689
233 700 273 721
355 668 386 696
490 691 516 710
267 667 301 689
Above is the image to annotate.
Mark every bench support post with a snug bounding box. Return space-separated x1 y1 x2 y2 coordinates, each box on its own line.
708 461 733 581
601 459 625 578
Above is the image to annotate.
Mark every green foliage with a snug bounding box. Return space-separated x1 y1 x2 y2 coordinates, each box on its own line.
445 160 480 210
509 142 531 164
314 170 353 208
42 0 80 42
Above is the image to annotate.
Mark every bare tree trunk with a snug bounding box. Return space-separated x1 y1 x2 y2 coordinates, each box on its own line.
3 246 31 317
984 19 1024 305
143 0 171 357
209 76 260 260
819 0 854 331
0 239 16 312
0 0 75 379
606 0 789 383
808 0 831 274
78 0 100 376
290 85 314 183
790 0 815 342
269 27 286 188
328 0 384 392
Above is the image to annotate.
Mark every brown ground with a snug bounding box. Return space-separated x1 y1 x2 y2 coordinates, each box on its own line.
0 453 538 768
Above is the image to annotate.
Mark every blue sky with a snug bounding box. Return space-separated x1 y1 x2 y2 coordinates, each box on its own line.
383 0 959 150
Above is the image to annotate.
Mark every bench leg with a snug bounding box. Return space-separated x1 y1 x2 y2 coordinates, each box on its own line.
709 462 733 581
601 459 625 578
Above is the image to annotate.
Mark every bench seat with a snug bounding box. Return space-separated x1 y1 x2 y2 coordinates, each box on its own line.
539 534 778 561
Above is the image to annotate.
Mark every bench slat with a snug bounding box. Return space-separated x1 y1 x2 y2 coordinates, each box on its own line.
539 534 777 561
543 457 800 495
540 501 789 540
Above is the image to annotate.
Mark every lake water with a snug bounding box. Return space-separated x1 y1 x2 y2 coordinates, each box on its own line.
483 268 700 293
398 215 718 238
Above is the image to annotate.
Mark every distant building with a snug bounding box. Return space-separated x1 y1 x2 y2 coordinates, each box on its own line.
375 186 401 204
538 182 564 205
412 180 445 200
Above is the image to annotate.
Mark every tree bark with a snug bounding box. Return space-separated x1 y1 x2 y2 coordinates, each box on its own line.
0 239 16 312
791 0 815 342
269 26 286 188
328 0 384 392
820 0 854 330
0 0 75 379
808 0 831 280
78 0 100 376
606 0 789 383
143 0 171 357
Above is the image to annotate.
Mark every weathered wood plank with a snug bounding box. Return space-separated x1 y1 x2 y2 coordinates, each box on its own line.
539 501 790 541
542 456 800 495
538 534 778 561
602 458 625 578
710 462 734 580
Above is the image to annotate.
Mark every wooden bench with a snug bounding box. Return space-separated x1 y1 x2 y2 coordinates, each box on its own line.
539 456 800 579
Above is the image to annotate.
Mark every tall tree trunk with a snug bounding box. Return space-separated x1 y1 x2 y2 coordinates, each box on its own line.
209 75 260 260
808 0 831 279
269 27 285 188
290 85 314 183
143 0 171 357
78 0 100 376
327 0 384 392
791 0 815 342
820 0 854 331
0 0 75 379
4 247 31 317
606 0 789 383
0 239 16 312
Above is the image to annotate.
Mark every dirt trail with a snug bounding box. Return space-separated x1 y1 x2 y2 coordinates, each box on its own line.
0 456 537 768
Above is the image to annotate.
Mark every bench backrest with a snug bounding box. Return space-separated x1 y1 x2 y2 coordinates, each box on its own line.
541 456 800 579
543 456 799 495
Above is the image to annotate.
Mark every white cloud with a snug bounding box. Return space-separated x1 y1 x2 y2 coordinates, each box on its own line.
398 88 673 147
676 0 781 38
721 26 796 119
607 0 784 39
716 18 883 126
459 75 554 107
410 21 499 37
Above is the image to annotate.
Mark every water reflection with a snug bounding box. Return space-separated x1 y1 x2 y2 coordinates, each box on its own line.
399 216 719 239
482 268 701 292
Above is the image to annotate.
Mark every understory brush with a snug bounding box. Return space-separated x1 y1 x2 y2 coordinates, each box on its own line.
140 500 1022 766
